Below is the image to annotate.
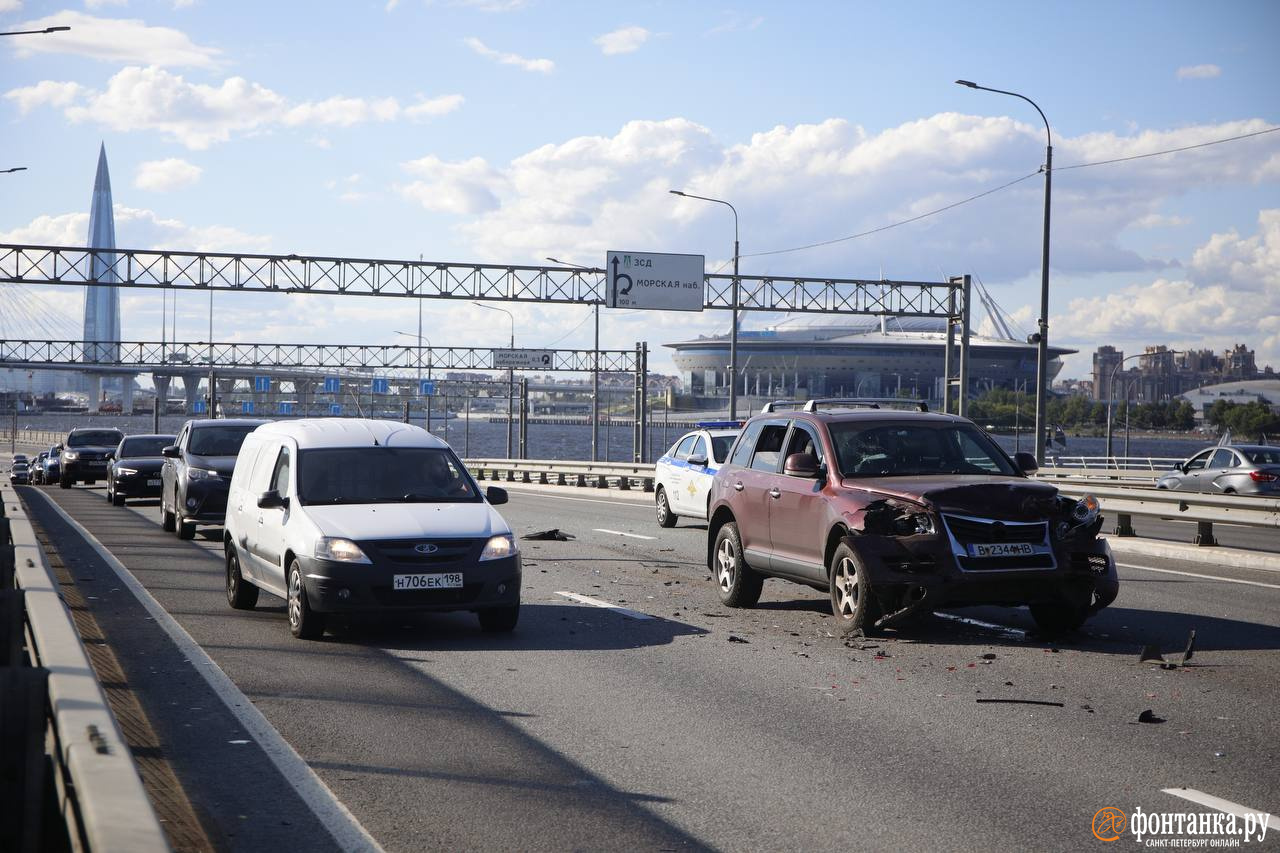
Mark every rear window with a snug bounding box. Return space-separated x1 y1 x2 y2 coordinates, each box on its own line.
1245 449 1280 465
189 426 259 456
68 430 123 447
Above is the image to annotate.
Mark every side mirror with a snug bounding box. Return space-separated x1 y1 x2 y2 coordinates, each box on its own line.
257 489 287 509
54 443 63 451
1014 451 1039 473
687 454 708 467
784 452 821 478
485 486 509 505
161 445 180 458
105 450 115 460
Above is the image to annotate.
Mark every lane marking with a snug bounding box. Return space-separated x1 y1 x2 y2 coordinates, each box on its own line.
24 489 385 853
1161 788 1280 824
933 611 1027 639
554 591 654 620
1118 562 1280 591
593 528 656 540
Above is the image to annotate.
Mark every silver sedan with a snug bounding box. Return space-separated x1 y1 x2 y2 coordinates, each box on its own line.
1156 444 1280 495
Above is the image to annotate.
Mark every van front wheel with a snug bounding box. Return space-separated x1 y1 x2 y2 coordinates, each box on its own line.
288 560 326 640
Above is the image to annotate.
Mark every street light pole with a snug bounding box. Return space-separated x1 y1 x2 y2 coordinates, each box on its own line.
956 80 1052 464
394 329 432 426
1105 350 1182 464
472 302 515 457
670 190 740 420
547 257 604 461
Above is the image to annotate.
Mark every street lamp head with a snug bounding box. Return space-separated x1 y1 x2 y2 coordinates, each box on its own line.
45 26 71 32
955 79 978 88
668 189 686 197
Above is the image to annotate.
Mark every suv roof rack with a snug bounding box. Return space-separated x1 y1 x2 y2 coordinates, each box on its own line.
801 397 930 413
760 400 806 414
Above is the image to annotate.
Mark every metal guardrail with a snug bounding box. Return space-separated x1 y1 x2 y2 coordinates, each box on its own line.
465 458 656 492
4 429 65 450
1 482 169 852
1041 456 1183 471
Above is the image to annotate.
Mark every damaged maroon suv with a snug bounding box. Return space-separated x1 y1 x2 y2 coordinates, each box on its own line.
706 400 1118 635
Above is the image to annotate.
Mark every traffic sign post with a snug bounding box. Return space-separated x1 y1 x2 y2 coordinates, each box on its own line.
493 349 554 370
253 376 271 393
371 377 390 395
419 380 436 396
241 401 254 415
605 250 704 311
329 404 342 416
323 377 340 394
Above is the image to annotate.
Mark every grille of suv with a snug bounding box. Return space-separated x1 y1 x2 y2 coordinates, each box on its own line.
944 515 1047 544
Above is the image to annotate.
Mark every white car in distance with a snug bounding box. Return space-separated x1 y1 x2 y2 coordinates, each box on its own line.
654 422 741 527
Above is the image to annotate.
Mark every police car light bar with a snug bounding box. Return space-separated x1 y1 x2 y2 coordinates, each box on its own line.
695 420 743 429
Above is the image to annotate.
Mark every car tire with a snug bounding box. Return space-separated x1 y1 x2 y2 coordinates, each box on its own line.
177 514 196 540
226 546 259 610
1029 600 1088 636
713 521 763 607
829 542 873 633
478 604 519 633
161 497 176 532
59 475 72 489
655 487 677 528
287 560 325 640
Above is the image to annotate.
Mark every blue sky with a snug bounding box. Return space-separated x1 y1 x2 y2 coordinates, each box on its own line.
2 0 1278 380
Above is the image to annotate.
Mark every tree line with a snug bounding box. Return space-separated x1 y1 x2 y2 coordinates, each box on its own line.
964 389 1278 437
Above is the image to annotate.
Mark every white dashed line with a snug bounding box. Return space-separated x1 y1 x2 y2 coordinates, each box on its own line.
1161 787 1280 825
1118 563 1280 591
554 591 655 620
593 528 656 540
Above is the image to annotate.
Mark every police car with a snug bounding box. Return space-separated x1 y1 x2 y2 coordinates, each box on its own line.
654 422 741 527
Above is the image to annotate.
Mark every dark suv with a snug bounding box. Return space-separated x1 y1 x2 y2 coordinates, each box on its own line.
707 400 1118 635
160 419 267 539
59 427 125 488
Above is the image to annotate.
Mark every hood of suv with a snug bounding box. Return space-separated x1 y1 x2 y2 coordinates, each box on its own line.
850 475 1060 520
304 502 509 542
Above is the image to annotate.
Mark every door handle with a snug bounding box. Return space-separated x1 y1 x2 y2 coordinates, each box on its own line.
257 515 264 524
733 481 744 491
769 488 781 499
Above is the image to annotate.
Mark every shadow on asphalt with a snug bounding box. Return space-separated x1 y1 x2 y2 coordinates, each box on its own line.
328 603 709 652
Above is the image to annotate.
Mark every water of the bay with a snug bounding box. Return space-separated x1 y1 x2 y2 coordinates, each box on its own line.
13 412 1216 467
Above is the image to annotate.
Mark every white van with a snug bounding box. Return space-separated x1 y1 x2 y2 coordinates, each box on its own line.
223 418 520 639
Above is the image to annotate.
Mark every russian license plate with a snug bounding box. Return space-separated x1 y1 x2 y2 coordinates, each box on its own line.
147 479 161 487
971 543 1035 558
393 572 463 590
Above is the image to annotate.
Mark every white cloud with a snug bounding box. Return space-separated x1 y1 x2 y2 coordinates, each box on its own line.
5 66 458 149
0 0 22 12
8 11 220 68
134 158 202 191
463 37 553 73
0 204 271 253
1059 211 1280 371
85 0 128 8
1132 213 1191 229
594 25 650 55
453 0 527 11
1177 64 1222 80
709 13 764 34
399 155 504 214
384 0 399 9
404 93 464 120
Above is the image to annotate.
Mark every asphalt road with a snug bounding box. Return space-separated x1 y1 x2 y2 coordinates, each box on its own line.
16 480 1280 852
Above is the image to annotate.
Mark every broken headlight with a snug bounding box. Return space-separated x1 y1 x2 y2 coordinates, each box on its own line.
895 512 936 536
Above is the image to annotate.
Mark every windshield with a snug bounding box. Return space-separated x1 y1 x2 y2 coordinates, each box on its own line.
711 435 737 464
188 426 258 456
121 437 175 458
68 430 124 447
829 421 1018 477
298 447 479 505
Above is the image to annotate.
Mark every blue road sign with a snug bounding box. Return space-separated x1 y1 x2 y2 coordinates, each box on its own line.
241 401 254 414
278 401 294 415
193 401 207 414
372 377 390 395
330 404 342 416
323 377 340 394
419 380 436 396
253 376 271 393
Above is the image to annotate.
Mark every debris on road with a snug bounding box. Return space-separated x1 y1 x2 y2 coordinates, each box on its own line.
522 528 574 541
975 699 1065 707
1139 644 1166 664
1181 628 1197 665
728 635 750 644
1138 709 1166 724
980 653 997 660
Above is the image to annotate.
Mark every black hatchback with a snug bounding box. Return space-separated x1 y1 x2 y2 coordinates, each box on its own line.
107 434 177 506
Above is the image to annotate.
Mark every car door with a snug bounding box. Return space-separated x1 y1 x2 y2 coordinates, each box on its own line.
163 424 188 508
1203 448 1238 494
241 440 282 582
681 436 715 518
1170 449 1212 491
766 421 830 582
726 419 789 569
664 434 698 513
253 444 293 587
